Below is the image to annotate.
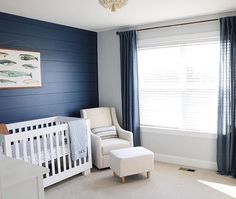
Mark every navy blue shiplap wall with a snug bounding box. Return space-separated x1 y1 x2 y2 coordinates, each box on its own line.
0 12 98 123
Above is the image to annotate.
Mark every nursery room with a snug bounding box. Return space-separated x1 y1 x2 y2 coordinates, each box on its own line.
0 0 236 199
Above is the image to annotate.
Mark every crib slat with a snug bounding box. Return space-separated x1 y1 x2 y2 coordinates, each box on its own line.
37 135 42 166
22 139 28 162
15 140 20 159
61 130 66 171
55 131 61 173
43 134 49 178
65 129 72 169
29 137 35 164
49 133 56 175
3 135 12 157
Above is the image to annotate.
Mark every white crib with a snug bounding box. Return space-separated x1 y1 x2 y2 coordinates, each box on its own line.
0 116 92 187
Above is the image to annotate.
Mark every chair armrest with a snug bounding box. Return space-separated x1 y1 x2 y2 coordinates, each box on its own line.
91 131 102 148
110 107 134 147
90 130 103 169
117 128 134 147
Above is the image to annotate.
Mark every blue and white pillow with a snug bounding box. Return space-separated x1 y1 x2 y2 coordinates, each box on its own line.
92 126 118 140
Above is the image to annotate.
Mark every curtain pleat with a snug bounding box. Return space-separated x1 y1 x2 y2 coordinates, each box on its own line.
118 30 140 146
217 16 236 177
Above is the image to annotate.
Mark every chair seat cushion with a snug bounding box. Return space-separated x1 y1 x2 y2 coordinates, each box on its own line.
101 138 130 155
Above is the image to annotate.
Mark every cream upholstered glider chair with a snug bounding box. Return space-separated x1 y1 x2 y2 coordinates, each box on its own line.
80 107 133 169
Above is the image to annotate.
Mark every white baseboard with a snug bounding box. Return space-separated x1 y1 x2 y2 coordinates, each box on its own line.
154 153 217 170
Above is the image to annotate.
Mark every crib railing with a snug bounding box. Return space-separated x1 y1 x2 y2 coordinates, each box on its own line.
1 117 92 187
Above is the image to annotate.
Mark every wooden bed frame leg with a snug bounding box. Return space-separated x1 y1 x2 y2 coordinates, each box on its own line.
121 176 125 184
82 169 91 176
147 171 150 179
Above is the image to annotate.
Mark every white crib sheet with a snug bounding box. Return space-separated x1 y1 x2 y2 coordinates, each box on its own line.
11 137 70 164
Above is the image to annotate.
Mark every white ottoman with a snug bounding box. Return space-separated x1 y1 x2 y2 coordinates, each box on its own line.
110 147 154 183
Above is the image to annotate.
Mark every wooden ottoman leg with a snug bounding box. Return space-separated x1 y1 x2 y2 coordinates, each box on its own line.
147 171 150 179
121 176 125 184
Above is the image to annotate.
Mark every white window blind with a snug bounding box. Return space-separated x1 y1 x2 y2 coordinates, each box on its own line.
138 41 219 133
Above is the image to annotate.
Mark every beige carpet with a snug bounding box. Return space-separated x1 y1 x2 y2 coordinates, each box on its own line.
45 162 236 199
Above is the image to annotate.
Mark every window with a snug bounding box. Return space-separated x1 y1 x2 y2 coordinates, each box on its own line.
138 41 219 133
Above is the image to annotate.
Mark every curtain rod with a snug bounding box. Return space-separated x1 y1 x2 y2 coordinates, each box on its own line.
116 18 218 35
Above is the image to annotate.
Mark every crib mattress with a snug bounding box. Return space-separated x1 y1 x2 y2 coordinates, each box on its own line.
11 138 70 164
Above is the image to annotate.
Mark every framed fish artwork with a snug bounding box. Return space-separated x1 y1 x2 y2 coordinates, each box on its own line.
0 48 41 89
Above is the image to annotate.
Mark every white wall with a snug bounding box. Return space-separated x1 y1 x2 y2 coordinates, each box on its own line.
98 30 122 122
97 13 236 170
141 127 217 170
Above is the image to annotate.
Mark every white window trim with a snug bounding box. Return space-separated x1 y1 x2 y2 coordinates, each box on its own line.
141 125 217 139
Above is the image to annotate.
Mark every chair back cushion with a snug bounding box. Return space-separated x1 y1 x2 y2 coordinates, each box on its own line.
92 126 118 140
81 107 112 129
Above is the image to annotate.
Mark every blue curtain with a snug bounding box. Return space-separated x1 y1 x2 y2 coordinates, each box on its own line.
217 16 236 177
118 30 140 146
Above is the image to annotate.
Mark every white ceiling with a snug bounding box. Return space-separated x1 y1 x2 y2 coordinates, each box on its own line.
0 0 236 32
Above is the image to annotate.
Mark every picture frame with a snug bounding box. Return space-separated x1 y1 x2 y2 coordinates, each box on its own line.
0 48 41 89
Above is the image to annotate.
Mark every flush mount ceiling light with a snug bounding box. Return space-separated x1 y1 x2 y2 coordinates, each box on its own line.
99 0 128 12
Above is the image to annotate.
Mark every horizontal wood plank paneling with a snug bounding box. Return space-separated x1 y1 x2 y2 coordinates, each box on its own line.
0 91 97 111
0 12 98 123
0 13 95 35
0 32 97 53
40 61 97 73
0 82 97 96
0 101 95 123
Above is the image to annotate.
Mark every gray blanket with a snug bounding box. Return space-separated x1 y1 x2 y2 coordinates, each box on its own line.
68 119 87 161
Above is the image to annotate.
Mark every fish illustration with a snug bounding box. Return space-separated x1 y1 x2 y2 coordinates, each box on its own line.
0 79 16 84
23 79 39 84
19 54 38 61
0 52 8 58
0 70 32 78
22 64 38 69
0 60 17 66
